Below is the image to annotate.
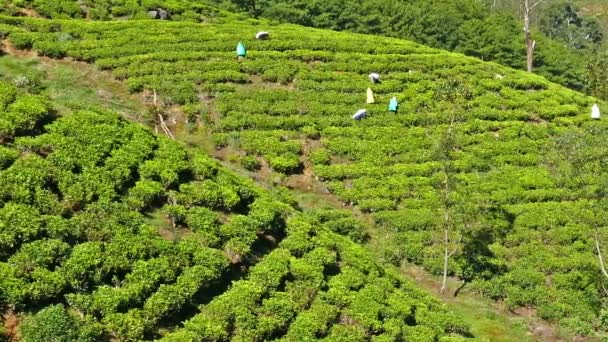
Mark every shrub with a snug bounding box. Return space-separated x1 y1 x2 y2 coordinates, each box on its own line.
301 125 320 139
323 217 367 243
33 41 66 58
9 32 33 49
309 148 331 165
241 155 261 171
269 154 301 174
20 305 98 342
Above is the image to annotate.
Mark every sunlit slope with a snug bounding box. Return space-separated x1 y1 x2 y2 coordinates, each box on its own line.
0 0 231 21
0 79 471 341
2 17 608 336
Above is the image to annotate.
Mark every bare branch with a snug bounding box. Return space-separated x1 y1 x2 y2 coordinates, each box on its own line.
595 228 608 279
529 0 546 11
151 88 175 140
448 234 462 258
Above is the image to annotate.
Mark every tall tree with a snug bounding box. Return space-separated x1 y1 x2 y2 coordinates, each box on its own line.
232 0 266 18
545 126 608 289
588 51 608 100
436 113 462 295
539 2 603 49
523 0 546 72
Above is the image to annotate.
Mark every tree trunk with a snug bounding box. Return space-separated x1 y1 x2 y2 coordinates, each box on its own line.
441 206 449 294
524 0 545 72
595 228 608 279
440 171 450 295
524 0 534 72
439 117 456 295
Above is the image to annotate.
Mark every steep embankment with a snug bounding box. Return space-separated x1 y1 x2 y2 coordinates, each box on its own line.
1 14 608 339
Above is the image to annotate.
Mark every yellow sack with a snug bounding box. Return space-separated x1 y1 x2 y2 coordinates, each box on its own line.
366 88 375 104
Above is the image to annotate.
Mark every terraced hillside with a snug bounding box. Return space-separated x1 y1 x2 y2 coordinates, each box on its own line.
0 80 471 341
1 13 608 339
0 0 231 21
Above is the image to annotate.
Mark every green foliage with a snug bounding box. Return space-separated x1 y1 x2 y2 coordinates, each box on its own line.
0 91 50 142
588 50 608 100
20 304 99 342
163 214 470 341
309 147 330 165
230 0 594 93
0 94 295 338
539 2 603 50
313 208 367 242
0 77 469 340
12 16 596 336
1 4 607 338
3 0 599 94
0 0 233 21
241 155 261 171
269 153 301 174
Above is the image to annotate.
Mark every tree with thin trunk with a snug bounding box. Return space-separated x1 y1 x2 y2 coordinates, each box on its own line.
587 202 608 283
545 127 608 287
595 228 608 280
437 113 462 295
523 0 547 72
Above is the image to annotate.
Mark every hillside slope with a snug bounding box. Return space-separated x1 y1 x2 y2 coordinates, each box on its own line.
0 0 597 97
1 14 608 338
0 79 471 340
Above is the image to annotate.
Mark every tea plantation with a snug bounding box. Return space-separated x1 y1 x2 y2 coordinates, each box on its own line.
0 0 230 21
0 79 473 341
1 7 608 339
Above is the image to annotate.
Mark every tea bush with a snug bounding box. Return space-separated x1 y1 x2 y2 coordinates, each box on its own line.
0 80 471 340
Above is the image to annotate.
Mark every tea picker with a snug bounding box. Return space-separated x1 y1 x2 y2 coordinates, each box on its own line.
366 88 375 104
369 73 380 84
148 8 170 20
388 96 398 112
592 104 601 119
236 42 247 61
256 31 270 40
353 109 368 121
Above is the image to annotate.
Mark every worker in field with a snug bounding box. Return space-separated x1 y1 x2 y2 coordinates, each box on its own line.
256 31 269 40
353 109 368 120
389 97 398 112
592 104 601 119
369 73 380 83
236 42 246 61
366 88 375 104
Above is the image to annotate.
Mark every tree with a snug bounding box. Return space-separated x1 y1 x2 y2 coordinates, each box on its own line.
545 126 608 288
593 215 608 281
436 114 462 295
231 0 268 18
539 2 603 50
587 51 608 100
523 0 547 72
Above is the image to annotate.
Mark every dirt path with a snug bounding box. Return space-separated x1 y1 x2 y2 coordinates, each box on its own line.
1 40 36 58
1 308 20 342
18 8 41 18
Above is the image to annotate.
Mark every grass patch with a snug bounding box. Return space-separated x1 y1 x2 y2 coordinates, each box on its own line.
0 55 145 119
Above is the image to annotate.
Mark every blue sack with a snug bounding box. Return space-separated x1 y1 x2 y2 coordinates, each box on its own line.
389 97 398 112
236 42 247 57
